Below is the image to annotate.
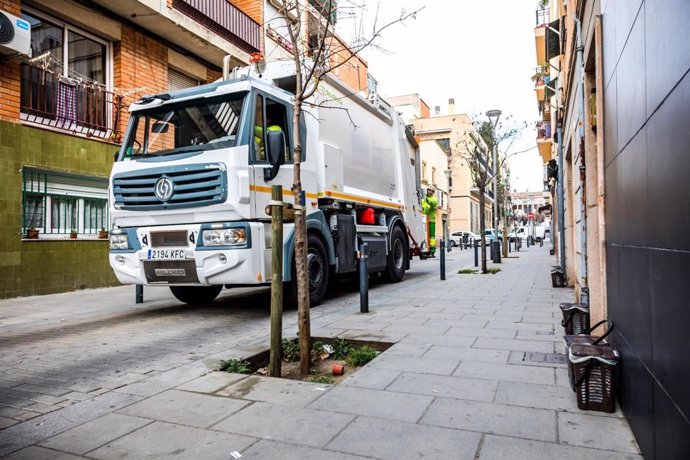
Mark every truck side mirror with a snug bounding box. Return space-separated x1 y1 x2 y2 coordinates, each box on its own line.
264 130 285 181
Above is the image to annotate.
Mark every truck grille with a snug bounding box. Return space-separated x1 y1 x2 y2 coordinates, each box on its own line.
112 163 227 210
151 231 188 248
144 260 199 283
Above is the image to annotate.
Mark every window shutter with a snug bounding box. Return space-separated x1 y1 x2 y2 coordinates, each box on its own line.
168 68 199 92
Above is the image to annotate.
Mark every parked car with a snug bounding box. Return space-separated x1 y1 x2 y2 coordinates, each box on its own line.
484 228 503 245
507 226 529 242
449 231 480 248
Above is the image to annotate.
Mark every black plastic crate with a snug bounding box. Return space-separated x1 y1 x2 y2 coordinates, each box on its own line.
560 302 590 335
563 320 614 391
569 343 620 413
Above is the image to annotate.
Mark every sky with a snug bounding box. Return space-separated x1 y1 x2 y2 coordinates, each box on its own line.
337 0 544 193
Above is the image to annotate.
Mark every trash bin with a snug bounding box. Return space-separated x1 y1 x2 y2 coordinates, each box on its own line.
551 266 565 287
568 343 620 413
563 320 614 391
560 302 589 335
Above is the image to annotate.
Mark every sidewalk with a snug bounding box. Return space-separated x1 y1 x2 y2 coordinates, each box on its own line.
0 244 641 459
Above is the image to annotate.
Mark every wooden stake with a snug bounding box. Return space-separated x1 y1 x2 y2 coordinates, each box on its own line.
268 185 284 377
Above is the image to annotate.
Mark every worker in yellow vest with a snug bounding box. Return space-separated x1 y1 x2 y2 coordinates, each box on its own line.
422 188 439 256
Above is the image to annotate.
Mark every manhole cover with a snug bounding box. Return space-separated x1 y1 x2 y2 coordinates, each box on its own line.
523 352 568 364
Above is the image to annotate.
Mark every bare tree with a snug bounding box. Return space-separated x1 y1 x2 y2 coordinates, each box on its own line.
269 0 421 375
456 117 524 273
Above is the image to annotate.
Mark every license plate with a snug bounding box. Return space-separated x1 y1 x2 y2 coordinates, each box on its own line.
147 249 186 260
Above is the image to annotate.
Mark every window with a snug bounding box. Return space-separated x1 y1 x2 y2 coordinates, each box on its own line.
169 68 199 92
22 168 109 238
252 94 290 163
422 161 428 184
20 7 114 139
431 167 437 185
436 137 450 154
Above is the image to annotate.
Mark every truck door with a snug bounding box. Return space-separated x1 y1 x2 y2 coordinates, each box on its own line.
250 92 295 217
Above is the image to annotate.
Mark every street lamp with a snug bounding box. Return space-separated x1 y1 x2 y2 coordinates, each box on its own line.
486 109 502 231
443 168 452 251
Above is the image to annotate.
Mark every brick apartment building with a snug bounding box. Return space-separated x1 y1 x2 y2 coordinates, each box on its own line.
0 0 260 298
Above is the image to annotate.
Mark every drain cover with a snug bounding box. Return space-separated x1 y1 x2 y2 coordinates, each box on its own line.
523 352 568 364
535 330 555 335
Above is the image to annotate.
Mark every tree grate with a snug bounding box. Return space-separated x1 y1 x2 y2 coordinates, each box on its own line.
523 352 568 364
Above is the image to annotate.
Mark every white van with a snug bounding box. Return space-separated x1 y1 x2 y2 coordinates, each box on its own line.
507 226 528 242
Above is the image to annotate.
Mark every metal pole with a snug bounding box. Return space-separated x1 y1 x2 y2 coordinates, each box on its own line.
268 185 283 378
495 241 501 263
359 243 369 313
135 285 143 303
440 239 446 280
474 239 479 267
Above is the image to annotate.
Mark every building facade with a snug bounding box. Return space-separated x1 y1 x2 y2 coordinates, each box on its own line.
534 1 690 457
0 0 260 298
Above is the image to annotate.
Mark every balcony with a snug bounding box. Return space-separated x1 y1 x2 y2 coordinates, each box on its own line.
308 0 338 24
173 0 261 53
20 64 121 142
537 122 553 163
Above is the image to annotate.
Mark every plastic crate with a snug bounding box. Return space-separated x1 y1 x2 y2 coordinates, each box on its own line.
560 302 590 335
563 320 614 391
551 267 565 287
569 343 620 413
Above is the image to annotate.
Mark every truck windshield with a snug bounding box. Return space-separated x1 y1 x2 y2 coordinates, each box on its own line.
120 92 247 159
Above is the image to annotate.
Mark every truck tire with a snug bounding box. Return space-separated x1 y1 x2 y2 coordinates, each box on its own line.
285 234 330 308
384 225 407 282
170 285 222 305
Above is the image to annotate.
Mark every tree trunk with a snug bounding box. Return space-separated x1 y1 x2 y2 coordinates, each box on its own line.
292 101 311 376
478 189 487 273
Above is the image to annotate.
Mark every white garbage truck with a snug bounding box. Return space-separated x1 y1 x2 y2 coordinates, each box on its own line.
108 60 427 305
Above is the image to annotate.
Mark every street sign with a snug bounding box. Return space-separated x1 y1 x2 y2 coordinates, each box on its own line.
528 212 534 219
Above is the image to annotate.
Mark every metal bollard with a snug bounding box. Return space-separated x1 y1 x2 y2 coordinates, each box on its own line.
489 240 494 261
359 243 369 313
508 239 512 253
474 240 479 267
540 238 543 247
495 241 501 263
135 284 143 303
440 240 446 280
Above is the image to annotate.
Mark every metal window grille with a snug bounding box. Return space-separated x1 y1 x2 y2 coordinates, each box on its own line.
22 169 108 236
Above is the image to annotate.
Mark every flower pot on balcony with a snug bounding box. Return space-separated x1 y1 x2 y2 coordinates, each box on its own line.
26 228 39 239
70 231 78 239
98 229 109 239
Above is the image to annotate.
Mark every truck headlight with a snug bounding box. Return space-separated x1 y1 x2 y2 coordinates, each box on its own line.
110 233 129 250
202 228 247 246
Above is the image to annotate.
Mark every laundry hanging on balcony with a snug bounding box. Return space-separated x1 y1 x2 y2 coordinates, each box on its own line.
57 76 78 124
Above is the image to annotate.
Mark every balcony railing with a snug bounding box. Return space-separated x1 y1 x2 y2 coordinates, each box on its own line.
537 121 552 139
20 64 122 142
536 7 549 26
173 0 261 53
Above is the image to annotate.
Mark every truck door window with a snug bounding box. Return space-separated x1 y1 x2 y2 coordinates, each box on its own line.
253 94 291 163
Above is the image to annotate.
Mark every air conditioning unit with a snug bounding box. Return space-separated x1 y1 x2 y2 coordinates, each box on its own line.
0 10 31 57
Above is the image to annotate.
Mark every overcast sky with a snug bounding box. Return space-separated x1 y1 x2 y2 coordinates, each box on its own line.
338 0 544 193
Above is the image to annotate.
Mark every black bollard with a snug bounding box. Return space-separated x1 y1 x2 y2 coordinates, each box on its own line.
495 241 501 263
135 284 143 303
440 240 446 280
489 240 494 261
359 243 369 313
474 239 479 267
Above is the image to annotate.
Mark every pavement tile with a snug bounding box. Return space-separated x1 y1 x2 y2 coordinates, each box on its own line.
421 398 557 442
383 342 432 357
365 354 459 375
401 333 477 347
558 412 641 454
216 375 330 407
425 345 510 364
12 384 71 397
387 372 497 402
444 326 517 339
39 413 152 455
0 433 34 458
212 401 354 448
87 421 256 460
472 338 555 353
308 386 433 423
240 439 366 459
327 416 482 459
478 434 643 459
2 445 84 459
339 330 408 343
453 361 555 385
116 389 248 428
494 381 580 412
175 372 249 394
339 367 401 390
0 406 38 420
0 416 18 429
23 402 60 414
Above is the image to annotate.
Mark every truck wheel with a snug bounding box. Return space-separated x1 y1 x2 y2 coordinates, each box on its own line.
384 226 407 282
170 285 222 304
306 234 330 306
